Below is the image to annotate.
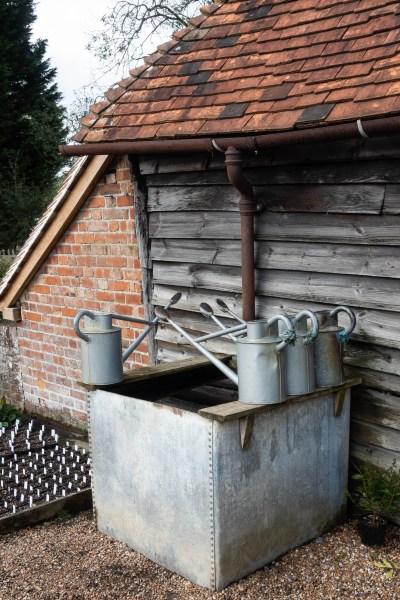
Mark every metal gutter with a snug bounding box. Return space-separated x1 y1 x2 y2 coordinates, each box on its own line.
59 116 400 157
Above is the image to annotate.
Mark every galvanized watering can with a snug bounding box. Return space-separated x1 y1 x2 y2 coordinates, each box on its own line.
280 310 319 396
313 306 356 387
155 305 296 405
74 293 181 385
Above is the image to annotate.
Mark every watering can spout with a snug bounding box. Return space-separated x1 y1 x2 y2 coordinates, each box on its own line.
155 307 239 386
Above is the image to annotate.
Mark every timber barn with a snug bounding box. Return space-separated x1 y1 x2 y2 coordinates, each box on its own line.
1 0 400 471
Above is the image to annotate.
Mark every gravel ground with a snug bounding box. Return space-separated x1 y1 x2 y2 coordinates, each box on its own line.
0 511 399 600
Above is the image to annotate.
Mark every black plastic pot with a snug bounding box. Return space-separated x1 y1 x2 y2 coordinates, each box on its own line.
359 516 387 546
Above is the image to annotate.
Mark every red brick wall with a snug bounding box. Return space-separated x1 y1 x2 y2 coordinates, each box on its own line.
16 155 149 429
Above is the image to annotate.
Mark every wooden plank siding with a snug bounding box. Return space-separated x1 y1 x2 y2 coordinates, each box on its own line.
138 137 400 468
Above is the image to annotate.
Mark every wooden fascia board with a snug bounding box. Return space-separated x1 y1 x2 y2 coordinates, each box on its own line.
0 154 114 311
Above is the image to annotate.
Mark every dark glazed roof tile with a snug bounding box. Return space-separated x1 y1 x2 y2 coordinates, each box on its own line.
297 103 336 124
74 0 400 144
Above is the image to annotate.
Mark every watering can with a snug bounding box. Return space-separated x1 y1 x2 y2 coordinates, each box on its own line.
313 306 356 387
279 310 319 396
155 306 296 405
74 293 182 385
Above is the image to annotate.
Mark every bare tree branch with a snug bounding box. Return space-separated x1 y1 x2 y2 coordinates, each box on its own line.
88 0 212 75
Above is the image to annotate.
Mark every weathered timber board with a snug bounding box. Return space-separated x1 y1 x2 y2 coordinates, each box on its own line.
344 342 400 376
139 153 214 175
149 211 400 245
147 184 384 214
151 239 241 266
132 157 157 363
139 137 400 175
151 239 400 279
149 211 240 240
199 379 360 422
350 419 399 454
256 213 400 245
153 285 400 350
152 263 400 312
350 442 400 470
0 489 92 535
345 366 400 394
145 159 400 186
157 341 202 362
270 136 400 165
351 388 400 430
384 184 400 214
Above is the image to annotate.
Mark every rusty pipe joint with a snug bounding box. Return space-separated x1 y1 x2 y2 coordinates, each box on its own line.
225 147 262 215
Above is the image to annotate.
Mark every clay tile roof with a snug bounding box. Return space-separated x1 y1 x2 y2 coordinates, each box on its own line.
74 0 400 144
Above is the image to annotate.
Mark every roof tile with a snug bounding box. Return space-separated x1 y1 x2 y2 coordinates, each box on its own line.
327 95 400 121
88 100 110 115
156 120 206 137
73 0 400 144
326 87 363 102
143 52 165 66
374 64 400 82
337 61 374 78
297 103 335 124
104 87 126 103
373 50 400 69
261 83 295 101
197 115 252 135
354 82 393 101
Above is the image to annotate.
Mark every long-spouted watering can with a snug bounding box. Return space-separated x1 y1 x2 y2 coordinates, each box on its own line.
313 306 356 387
74 293 182 385
155 306 296 405
280 310 319 396
199 303 246 341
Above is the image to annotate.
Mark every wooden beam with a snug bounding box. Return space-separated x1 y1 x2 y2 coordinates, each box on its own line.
199 379 361 422
1 306 22 322
78 355 231 390
0 154 113 311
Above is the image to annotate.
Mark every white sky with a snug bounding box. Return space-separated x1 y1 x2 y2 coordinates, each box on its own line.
32 0 121 109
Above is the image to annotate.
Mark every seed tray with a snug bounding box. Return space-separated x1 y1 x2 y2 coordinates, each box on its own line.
0 419 91 519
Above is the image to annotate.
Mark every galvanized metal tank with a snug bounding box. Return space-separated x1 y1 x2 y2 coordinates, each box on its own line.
89 368 358 591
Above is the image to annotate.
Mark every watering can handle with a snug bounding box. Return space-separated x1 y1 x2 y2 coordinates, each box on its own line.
73 310 96 343
330 306 356 342
267 314 296 353
293 309 319 345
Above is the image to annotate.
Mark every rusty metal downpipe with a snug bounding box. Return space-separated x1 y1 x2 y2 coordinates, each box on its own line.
225 146 261 322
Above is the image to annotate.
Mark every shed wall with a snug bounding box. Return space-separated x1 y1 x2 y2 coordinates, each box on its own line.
138 136 400 468
15 156 149 428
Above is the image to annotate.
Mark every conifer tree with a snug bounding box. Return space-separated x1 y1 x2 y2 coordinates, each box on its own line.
0 0 67 249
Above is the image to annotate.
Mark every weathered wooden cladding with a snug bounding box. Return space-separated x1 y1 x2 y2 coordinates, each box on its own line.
150 212 400 245
153 284 400 350
148 184 385 214
152 264 400 312
151 239 400 278
140 137 400 467
351 419 399 455
138 138 400 176
146 159 400 186
351 388 400 431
